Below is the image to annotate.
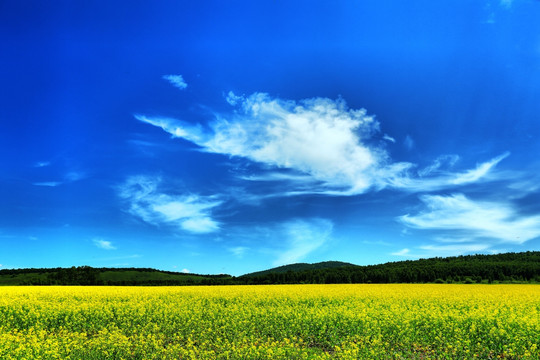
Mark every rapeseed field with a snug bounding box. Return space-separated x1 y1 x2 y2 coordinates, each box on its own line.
0 284 538 359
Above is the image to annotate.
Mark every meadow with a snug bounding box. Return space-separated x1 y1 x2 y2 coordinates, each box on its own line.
0 284 538 359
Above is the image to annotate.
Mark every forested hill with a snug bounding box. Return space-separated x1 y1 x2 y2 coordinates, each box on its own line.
243 261 355 277
1 251 539 285
237 251 540 284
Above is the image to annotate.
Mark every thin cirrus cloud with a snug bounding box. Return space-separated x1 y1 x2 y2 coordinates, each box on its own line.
383 134 396 143
136 92 508 196
93 238 117 250
118 176 221 234
32 171 87 187
399 193 540 244
162 74 187 90
387 152 510 192
228 246 249 258
417 154 460 177
404 135 414 150
34 161 51 168
33 181 63 187
391 243 493 258
273 218 333 266
391 248 412 257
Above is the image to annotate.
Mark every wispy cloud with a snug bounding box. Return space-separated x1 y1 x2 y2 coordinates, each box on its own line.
451 152 509 185
383 134 396 143
93 238 117 250
162 74 187 90
33 181 63 187
34 161 51 168
228 246 249 258
64 171 86 182
137 92 511 196
404 135 414 150
386 153 509 192
399 193 540 244
419 243 491 255
135 115 205 142
137 94 399 195
32 170 87 187
118 176 221 234
391 248 411 256
273 218 333 266
392 242 495 259
225 91 244 106
418 155 460 177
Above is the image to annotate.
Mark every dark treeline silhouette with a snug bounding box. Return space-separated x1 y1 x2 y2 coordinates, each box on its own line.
1 252 539 285
0 266 232 286
238 251 540 285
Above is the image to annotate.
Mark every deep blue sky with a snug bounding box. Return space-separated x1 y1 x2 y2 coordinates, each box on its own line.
1 0 540 275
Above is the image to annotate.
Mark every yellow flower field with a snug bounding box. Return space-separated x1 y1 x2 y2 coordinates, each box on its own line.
0 284 538 359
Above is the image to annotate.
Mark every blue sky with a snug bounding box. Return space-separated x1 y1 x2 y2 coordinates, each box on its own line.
1 0 540 275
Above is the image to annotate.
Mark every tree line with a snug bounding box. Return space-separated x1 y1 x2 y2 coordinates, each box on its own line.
237 251 540 284
1 251 539 285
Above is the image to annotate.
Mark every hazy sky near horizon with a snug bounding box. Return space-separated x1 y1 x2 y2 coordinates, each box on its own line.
1 0 540 275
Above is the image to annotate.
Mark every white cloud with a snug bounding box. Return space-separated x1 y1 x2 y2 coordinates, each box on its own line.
225 91 244 106
399 193 540 244
137 93 510 196
181 268 190 273
273 218 333 266
228 246 248 258
419 243 491 255
418 155 460 177
33 181 62 187
386 153 509 192
65 171 86 182
451 152 509 185
135 115 205 143
93 238 117 250
391 242 494 259
34 161 51 168
118 176 221 234
32 170 87 187
383 134 396 143
162 74 187 90
138 94 394 195
391 248 411 256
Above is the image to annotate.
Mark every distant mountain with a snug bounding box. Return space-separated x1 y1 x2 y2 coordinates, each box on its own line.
243 261 355 277
1 251 539 285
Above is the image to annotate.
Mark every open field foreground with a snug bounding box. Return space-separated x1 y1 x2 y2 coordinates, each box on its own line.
0 285 539 359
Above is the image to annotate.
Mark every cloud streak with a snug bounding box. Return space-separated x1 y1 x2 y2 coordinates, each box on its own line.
399 193 540 244
32 170 87 187
118 176 221 233
386 152 510 192
163 74 187 90
273 218 333 266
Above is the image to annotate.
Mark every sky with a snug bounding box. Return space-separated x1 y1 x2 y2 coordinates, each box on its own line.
1 0 540 276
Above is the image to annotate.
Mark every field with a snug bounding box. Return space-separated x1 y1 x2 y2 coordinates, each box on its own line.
0 285 539 359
